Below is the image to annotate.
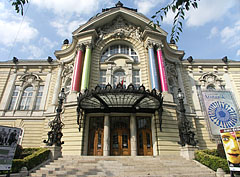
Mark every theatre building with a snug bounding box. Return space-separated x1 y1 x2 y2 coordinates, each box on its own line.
0 2 239 157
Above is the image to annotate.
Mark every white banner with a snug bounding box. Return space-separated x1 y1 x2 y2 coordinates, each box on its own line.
0 126 22 171
202 91 240 136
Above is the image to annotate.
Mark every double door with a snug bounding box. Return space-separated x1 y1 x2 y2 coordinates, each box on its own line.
137 129 153 155
111 129 130 156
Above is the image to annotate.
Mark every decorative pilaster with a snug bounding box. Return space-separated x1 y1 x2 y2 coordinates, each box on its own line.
156 44 168 92
103 114 110 156
81 43 92 91
72 44 84 92
52 63 64 106
147 41 160 90
130 114 137 156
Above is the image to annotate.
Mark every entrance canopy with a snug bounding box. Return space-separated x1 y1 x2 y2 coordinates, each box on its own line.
77 83 163 113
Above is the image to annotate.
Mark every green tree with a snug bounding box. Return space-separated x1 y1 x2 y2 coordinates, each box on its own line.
151 0 199 43
11 0 28 16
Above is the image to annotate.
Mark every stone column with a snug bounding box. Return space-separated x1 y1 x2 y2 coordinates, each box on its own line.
71 44 84 92
51 63 64 106
81 43 92 91
130 114 137 156
156 44 168 92
103 114 110 156
151 114 158 156
147 41 160 90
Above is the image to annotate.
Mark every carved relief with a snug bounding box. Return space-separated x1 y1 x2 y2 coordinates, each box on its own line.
19 73 41 87
199 72 223 89
62 63 74 95
165 62 178 102
95 16 143 44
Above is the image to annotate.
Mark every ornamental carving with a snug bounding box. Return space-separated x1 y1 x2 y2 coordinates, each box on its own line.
62 63 73 85
95 16 143 44
199 72 223 89
19 73 41 86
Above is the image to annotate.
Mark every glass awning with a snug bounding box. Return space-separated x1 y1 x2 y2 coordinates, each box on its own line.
77 83 163 113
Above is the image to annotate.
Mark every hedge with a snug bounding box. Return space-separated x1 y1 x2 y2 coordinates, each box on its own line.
11 148 50 173
195 149 229 173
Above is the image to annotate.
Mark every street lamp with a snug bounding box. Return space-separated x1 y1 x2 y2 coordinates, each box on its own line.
44 88 65 146
177 88 197 146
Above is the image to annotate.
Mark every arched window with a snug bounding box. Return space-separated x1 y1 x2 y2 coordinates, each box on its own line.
113 70 125 87
19 86 33 110
207 84 215 90
101 44 138 62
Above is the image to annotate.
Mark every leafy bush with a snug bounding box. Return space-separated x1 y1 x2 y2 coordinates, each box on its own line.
10 147 50 173
195 149 229 173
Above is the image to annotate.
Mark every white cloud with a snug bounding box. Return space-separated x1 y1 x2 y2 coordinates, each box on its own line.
186 0 236 27
51 19 86 38
0 2 38 47
20 37 58 59
208 27 219 39
220 20 240 48
134 0 165 15
237 50 240 56
31 0 111 16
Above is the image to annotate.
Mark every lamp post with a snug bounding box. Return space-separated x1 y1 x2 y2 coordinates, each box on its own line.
44 88 65 146
177 88 197 146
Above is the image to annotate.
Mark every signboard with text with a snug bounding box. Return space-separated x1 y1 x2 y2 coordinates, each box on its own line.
0 126 22 171
202 91 240 136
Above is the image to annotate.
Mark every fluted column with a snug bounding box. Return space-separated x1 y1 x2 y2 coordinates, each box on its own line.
103 114 110 156
52 63 64 106
156 44 168 92
81 43 92 91
72 44 84 92
130 114 137 156
147 41 160 90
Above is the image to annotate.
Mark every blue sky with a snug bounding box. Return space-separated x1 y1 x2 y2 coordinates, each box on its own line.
0 0 240 61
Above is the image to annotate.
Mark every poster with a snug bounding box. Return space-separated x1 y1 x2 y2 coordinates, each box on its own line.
0 126 22 171
220 127 240 171
202 91 240 135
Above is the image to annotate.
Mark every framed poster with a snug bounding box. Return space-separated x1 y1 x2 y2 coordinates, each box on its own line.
201 90 240 136
0 126 22 171
220 127 240 171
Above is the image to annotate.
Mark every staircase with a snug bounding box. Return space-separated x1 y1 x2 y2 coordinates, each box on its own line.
29 155 216 177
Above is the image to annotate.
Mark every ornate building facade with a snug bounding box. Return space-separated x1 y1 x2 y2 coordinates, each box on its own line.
0 2 239 156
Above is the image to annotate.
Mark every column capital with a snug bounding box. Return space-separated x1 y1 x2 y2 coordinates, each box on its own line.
76 43 84 51
146 40 154 49
155 43 164 51
85 43 92 49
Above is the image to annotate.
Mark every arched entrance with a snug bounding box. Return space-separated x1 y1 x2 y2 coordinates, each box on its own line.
110 117 131 156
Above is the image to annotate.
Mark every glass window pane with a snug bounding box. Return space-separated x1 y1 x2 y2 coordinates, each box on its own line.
122 134 128 148
19 86 33 110
8 86 19 110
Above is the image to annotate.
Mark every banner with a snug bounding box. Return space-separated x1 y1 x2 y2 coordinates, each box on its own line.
202 91 240 135
220 127 240 171
0 126 22 171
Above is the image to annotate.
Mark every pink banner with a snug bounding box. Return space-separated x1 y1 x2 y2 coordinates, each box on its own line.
157 49 168 92
72 50 84 92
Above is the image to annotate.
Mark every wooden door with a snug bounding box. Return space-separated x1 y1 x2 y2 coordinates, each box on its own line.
111 129 130 156
88 129 103 156
137 129 153 156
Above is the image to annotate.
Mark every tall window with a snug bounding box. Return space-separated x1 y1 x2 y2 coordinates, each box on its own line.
101 44 138 62
19 86 33 110
8 86 20 110
132 70 140 88
34 86 44 110
99 70 107 88
113 70 125 87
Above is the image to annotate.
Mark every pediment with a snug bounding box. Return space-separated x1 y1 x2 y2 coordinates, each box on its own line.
72 7 167 37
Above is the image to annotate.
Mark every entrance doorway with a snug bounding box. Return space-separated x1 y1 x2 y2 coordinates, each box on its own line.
137 117 153 156
110 117 130 156
88 117 104 156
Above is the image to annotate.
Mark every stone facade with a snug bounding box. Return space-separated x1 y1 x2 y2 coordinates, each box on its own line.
0 3 239 156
